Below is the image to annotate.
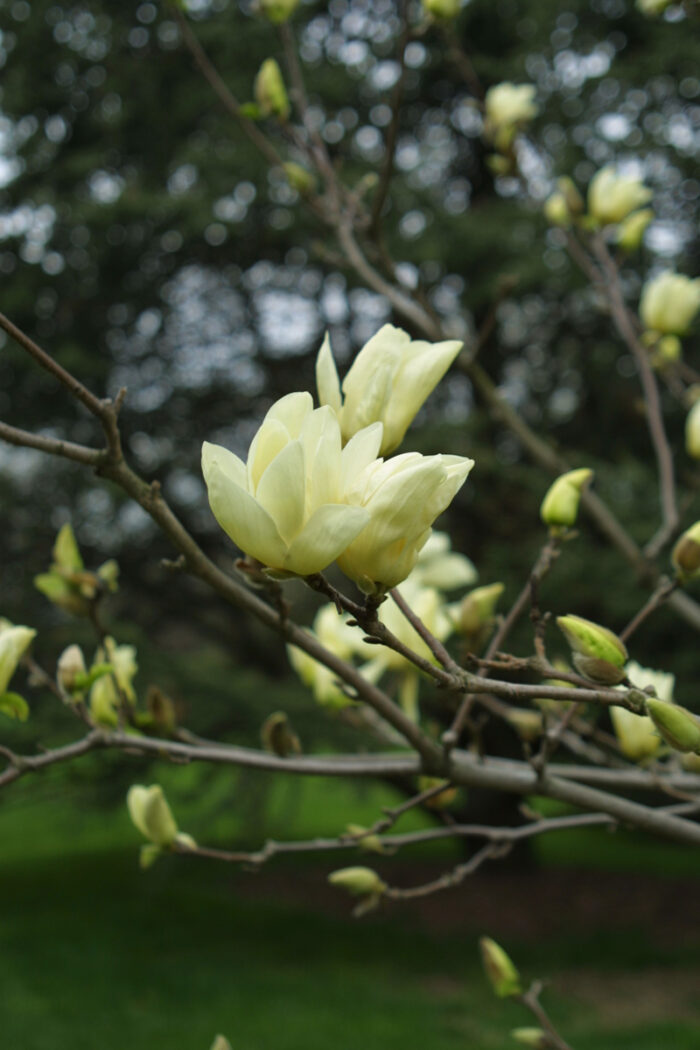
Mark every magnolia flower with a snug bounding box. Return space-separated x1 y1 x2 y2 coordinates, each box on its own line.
336 446 474 594
202 393 372 577
0 622 36 694
611 660 674 762
639 271 700 336
316 325 462 455
374 579 453 673
587 166 652 226
484 83 538 132
617 208 653 252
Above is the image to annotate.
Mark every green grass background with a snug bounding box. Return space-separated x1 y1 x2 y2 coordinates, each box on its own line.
2 762 700 1050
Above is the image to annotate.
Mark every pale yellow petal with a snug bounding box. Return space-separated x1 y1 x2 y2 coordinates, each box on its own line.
284 504 370 575
204 464 286 567
255 440 306 543
315 333 342 413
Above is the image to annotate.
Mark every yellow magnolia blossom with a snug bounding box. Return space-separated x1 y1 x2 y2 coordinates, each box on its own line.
316 325 462 455
0 622 36 694
587 166 652 225
484 83 538 133
640 271 700 337
202 393 372 577
411 531 477 591
336 447 474 594
611 660 674 762
287 604 379 709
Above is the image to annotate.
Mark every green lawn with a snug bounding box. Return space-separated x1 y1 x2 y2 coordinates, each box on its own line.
2 766 700 1049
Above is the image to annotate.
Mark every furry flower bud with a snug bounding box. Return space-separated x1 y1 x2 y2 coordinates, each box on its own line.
540 468 593 529
479 937 522 998
328 866 386 897
556 615 627 684
254 59 290 121
672 521 700 579
127 785 180 847
646 699 700 754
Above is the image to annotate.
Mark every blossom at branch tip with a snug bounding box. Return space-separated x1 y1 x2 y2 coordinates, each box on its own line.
316 324 462 455
611 661 674 762
336 442 474 594
202 393 372 577
0 620 36 695
639 271 700 337
540 467 593 530
483 83 537 151
587 166 652 226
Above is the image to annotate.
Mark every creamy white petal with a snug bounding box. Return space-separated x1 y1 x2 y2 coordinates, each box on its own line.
339 423 383 494
255 440 306 544
383 339 462 451
299 405 342 509
202 442 247 492
284 504 370 575
342 361 393 438
265 390 314 439
204 464 286 567
315 333 342 414
247 418 290 492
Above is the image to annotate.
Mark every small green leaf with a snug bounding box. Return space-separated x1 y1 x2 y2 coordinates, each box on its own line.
0 692 30 721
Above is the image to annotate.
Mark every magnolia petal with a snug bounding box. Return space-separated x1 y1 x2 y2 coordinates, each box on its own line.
204 465 286 567
264 390 314 439
383 338 462 451
247 418 290 492
340 423 384 494
202 442 247 491
315 333 342 414
299 405 342 509
284 504 370 575
255 440 306 544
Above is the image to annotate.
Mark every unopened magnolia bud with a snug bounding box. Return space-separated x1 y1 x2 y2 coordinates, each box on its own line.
422 0 461 18
0 624 36 695
418 776 458 809
210 1038 233 1050
511 1029 549 1048
459 583 504 635
686 400 700 460
540 468 593 529
479 937 522 998
328 866 386 897
127 784 179 847
254 59 290 121
646 699 700 754
556 615 627 684
617 208 653 252
257 0 299 22
346 824 387 855
261 711 302 757
672 521 700 579
283 162 316 195
56 644 87 696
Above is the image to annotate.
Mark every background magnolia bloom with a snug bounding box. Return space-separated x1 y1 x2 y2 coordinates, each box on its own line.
410 530 477 591
639 271 700 336
0 621 36 694
587 166 652 225
287 605 380 709
611 661 674 762
202 392 374 576
336 450 474 593
316 324 462 455
484 83 538 131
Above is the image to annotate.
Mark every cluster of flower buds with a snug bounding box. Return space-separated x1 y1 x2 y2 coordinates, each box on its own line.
203 327 473 596
34 523 119 617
